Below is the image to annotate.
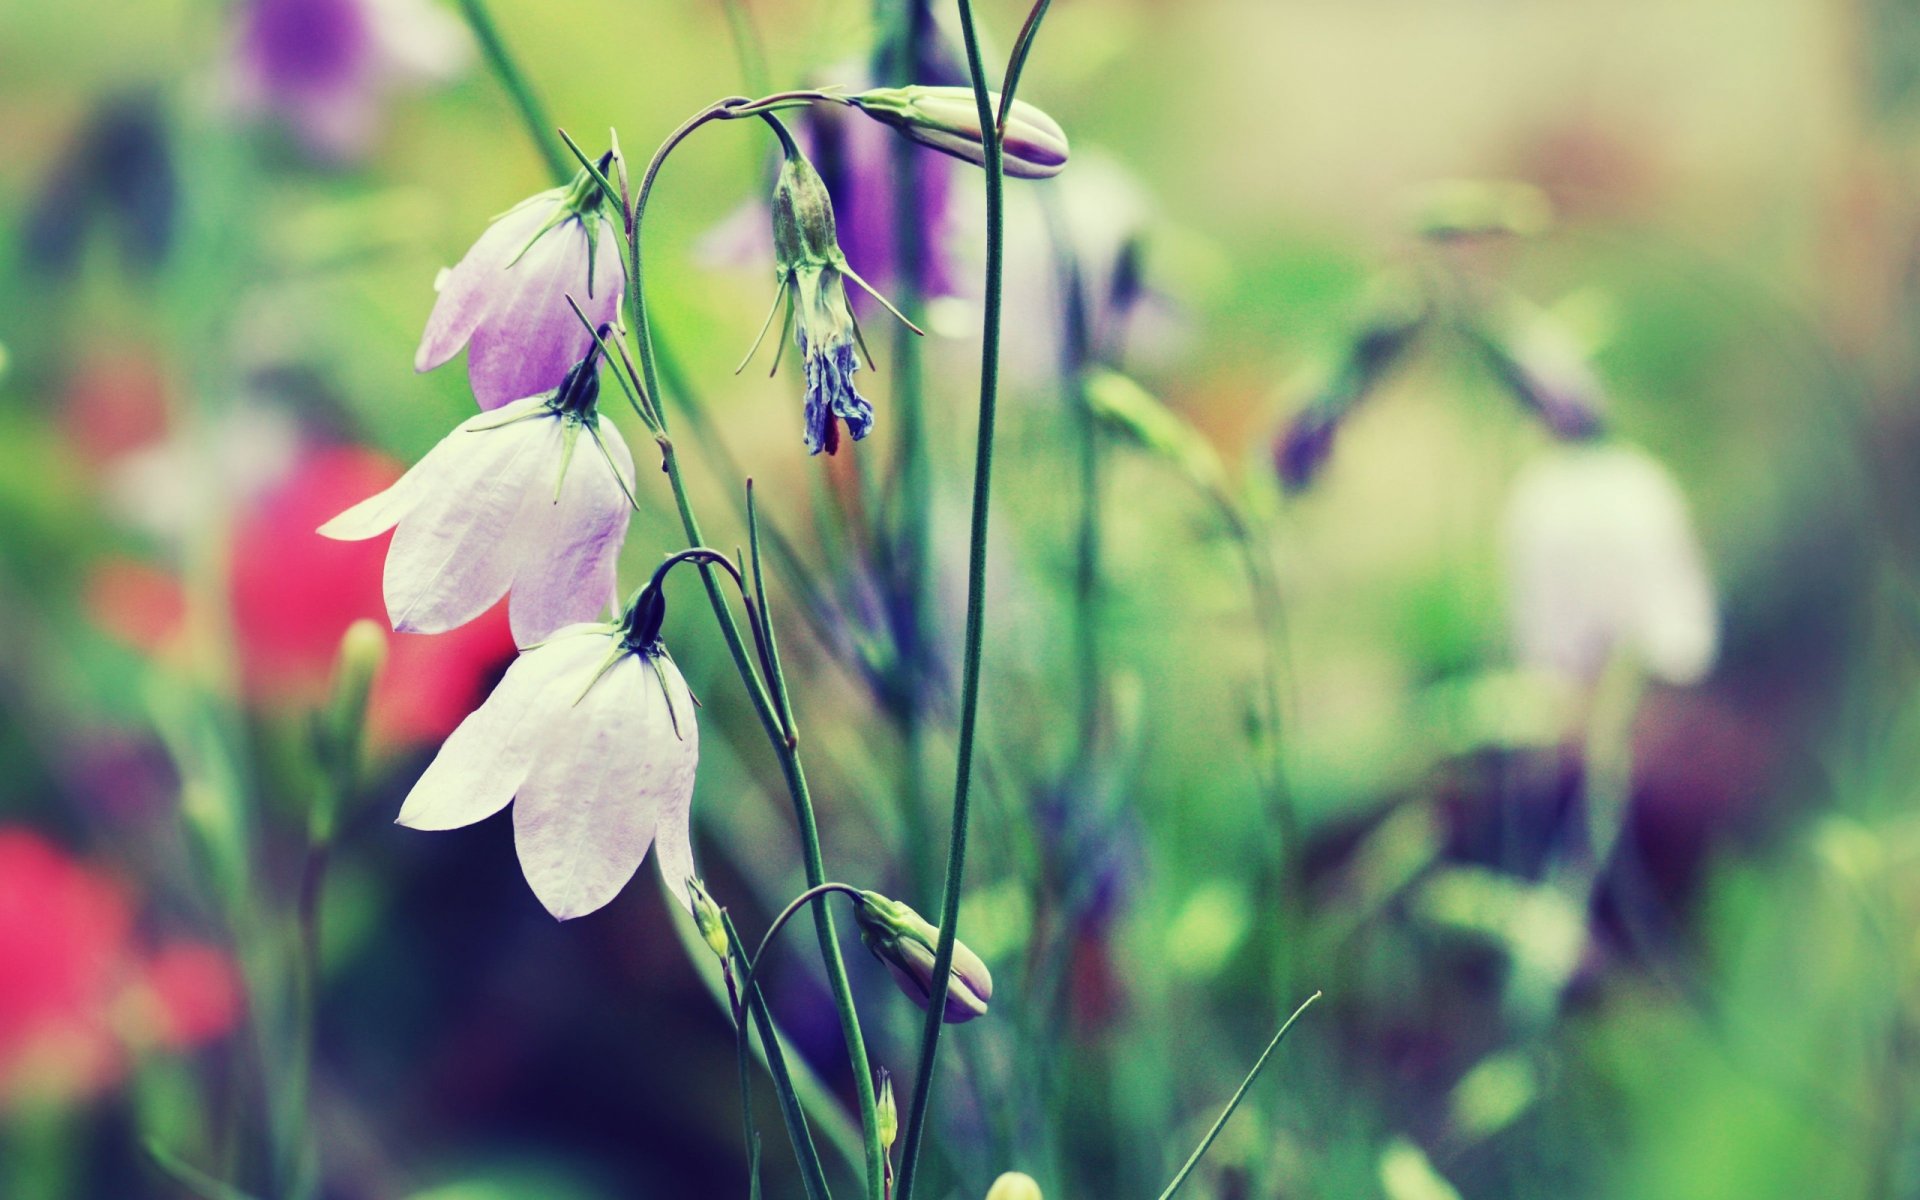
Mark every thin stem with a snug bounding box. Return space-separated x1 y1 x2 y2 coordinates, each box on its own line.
717 0 771 96
1152 992 1321 1200
895 2 1049 1195
454 0 571 183
624 102 885 1200
722 911 835 1200
738 882 868 1005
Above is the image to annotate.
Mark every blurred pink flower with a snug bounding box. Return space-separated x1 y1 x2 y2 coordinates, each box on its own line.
0 829 239 1110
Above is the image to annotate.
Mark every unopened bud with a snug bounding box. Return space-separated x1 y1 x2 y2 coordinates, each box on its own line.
851 86 1069 180
853 891 993 1023
985 1171 1043 1200
1473 314 1605 441
687 878 731 962
876 1069 898 1150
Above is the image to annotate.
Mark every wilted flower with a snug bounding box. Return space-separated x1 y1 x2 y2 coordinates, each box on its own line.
749 145 917 455
416 163 625 410
395 607 700 921
1503 443 1716 685
851 86 1070 180
230 0 470 161
853 890 993 1023
320 353 636 647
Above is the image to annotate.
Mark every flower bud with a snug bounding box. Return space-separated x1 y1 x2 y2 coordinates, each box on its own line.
687 878 730 962
875 1068 898 1150
850 86 1069 180
984 1171 1044 1200
853 891 993 1023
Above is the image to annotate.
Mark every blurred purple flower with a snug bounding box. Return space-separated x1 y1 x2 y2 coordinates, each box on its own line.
416 182 625 411
318 375 634 647
395 626 699 921
231 0 469 160
1477 314 1607 440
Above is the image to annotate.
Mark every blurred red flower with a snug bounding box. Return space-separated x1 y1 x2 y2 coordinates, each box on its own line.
0 828 238 1110
228 444 515 744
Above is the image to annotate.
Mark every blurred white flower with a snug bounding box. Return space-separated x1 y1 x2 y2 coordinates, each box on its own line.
1502 443 1716 686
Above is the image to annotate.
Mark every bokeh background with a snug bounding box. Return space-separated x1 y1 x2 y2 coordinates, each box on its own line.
4 0 1919 1197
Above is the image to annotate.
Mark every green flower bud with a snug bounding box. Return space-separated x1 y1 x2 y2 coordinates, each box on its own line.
850 86 1069 180
876 1068 898 1151
853 890 993 1023
687 878 731 962
984 1171 1044 1200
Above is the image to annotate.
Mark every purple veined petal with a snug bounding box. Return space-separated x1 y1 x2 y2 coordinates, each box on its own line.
395 631 611 831
646 654 702 913
462 214 626 411
382 403 561 633
513 652 698 920
507 420 636 647
413 193 559 380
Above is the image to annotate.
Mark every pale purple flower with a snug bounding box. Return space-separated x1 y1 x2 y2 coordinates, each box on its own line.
1504 443 1717 686
318 379 635 647
395 624 699 920
853 890 993 1023
230 0 469 161
415 182 625 411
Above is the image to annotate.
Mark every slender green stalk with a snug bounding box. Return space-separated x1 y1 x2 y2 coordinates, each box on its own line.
895 2 1051 1195
623 101 885 1200
721 910 834 1200
1152 992 1321 1200
454 0 572 183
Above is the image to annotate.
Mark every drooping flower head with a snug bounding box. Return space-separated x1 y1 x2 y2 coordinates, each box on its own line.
745 135 919 455
1273 284 1428 492
416 159 626 411
320 343 637 647
395 569 705 920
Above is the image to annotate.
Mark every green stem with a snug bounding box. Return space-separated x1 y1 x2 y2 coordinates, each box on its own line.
454 0 572 183
722 910 834 1200
624 102 885 1200
895 1 1044 1193
1152 992 1321 1200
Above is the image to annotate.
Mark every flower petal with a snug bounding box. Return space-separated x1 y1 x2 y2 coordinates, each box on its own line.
395 630 610 831
317 429 460 541
414 194 557 378
464 215 625 411
383 405 559 633
507 421 635 647
646 654 702 912
514 652 698 920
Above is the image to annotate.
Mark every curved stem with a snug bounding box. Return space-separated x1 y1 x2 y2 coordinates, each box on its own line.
623 102 885 1200
737 882 867 1007
895 1 1048 1194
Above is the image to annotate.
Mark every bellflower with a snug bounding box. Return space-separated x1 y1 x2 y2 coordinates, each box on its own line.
319 355 636 647
747 144 918 455
393 612 700 921
1475 308 1607 440
416 163 625 410
1503 443 1717 686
